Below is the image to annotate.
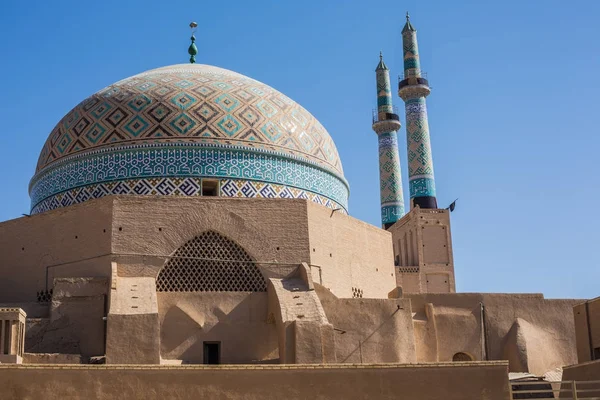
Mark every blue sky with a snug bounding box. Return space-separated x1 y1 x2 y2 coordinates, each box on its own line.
1 0 598 299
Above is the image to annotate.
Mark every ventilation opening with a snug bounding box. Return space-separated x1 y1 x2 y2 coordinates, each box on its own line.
202 180 219 196
594 347 600 360
452 352 473 362
204 342 221 364
156 230 267 292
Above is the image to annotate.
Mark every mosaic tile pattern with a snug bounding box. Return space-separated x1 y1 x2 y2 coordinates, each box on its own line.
35 64 342 174
29 145 348 211
30 64 349 213
376 63 393 114
401 22 437 201
220 179 344 211
405 99 435 198
31 177 346 214
379 132 405 224
402 29 421 77
374 61 405 226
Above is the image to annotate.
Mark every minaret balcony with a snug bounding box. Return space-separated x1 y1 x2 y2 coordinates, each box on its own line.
372 108 400 124
398 73 430 90
398 74 431 100
372 110 401 134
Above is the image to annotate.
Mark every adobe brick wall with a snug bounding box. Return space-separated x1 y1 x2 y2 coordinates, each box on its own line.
0 198 114 303
406 292 579 374
573 297 600 363
316 284 416 363
306 201 396 298
0 362 510 400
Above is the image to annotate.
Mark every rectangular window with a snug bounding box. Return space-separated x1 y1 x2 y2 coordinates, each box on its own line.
202 180 219 197
594 347 600 360
204 341 221 364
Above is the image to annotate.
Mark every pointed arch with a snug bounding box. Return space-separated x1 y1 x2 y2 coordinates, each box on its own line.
156 231 266 292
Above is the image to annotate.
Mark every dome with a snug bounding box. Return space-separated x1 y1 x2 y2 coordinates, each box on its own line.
29 64 348 214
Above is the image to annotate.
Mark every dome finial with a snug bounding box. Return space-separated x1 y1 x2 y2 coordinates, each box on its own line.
188 22 198 64
380 51 383 61
406 11 410 21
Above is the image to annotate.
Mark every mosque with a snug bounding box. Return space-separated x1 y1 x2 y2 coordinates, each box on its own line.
0 16 597 399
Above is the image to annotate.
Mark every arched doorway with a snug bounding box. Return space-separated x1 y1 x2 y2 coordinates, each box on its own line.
156 231 276 364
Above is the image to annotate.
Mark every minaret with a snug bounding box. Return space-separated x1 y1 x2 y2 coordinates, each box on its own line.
398 13 438 209
372 52 405 229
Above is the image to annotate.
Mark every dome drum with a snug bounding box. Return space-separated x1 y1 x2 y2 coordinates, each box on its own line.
29 145 348 213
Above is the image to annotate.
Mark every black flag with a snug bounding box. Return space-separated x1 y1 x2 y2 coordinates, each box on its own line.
447 198 458 212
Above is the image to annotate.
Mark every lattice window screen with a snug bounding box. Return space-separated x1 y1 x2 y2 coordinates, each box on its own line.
156 231 266 292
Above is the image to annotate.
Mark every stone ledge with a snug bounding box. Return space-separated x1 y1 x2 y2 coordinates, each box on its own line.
0 361 509 370
0 308 27 320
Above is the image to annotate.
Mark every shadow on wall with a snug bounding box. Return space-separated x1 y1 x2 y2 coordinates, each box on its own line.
159 292 278 364
340 307 404 363
315 284 416 363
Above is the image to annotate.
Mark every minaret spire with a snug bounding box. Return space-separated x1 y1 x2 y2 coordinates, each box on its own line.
403 12 416 34
372 52 405 229
188 22 198 64
398 14 438 209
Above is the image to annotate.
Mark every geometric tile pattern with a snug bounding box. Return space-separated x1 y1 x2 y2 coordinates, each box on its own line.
30 177 346 215
34 64 343 175
31 64 348 214
374 61 405 226
402 29 421 77
405 99 435 198
156 231 267 292
379 132 405 224
376 62 394 114
29 144 349 212
401 23 436 200
220 179 344 211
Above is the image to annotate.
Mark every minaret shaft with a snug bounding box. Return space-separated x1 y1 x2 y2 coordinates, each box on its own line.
402 27 421 78
373 54 405 229
378 131 404 227
399 15 438 209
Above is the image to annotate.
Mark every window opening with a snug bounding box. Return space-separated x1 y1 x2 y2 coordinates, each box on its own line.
202 180 219 196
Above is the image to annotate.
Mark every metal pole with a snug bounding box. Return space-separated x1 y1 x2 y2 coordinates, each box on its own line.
572 381 578 400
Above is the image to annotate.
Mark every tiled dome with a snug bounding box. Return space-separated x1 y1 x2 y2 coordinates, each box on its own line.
29 64 349 214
